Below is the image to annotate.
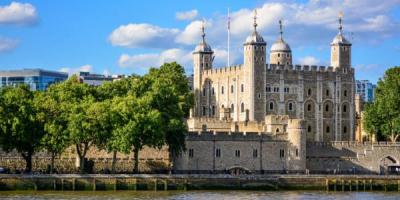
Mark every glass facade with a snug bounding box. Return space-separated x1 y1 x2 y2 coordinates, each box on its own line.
355 80 376 103
0 69 68 91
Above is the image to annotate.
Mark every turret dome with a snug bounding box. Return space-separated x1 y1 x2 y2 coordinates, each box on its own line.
270 38 291 52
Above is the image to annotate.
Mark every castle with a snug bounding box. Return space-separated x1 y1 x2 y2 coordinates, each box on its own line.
173 12 360 174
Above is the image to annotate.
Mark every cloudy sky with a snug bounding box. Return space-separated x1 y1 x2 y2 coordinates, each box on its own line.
0 0 399 83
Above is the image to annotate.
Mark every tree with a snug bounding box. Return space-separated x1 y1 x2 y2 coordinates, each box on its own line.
0 85 44 173
363 67 400 142
35 87 70 173
112 93 164 173
145 62 193 156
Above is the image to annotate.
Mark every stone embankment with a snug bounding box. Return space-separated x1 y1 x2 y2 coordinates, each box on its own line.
0 174 400 191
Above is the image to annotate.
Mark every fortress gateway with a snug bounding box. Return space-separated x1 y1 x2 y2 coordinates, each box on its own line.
173 13 359 174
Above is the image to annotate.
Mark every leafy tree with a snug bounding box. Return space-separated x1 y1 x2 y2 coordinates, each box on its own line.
145 62 193 156
0 85 44 172
363 66 400 142
112 93 164 173
35 90 70 173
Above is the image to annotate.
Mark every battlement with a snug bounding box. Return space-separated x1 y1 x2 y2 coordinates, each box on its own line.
266 64 354 74
201 65 243 76
186 131 286 142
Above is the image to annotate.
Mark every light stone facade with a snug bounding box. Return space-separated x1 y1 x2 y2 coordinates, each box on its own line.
174 14 356 173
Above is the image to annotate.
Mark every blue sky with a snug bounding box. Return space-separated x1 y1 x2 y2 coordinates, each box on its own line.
0 0 399 83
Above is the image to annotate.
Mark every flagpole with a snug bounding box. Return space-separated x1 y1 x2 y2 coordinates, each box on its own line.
227 8 230 67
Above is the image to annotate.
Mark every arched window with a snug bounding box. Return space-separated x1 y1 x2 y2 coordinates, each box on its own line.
307 126 312 133
325 104 329 112
344 90 347 97
269 102 274 110
241 103 244 112
221 86 224 94
326 89 330 96
211 87 215 95
221 104 224 108
241 84 244 92
308 88 312 96
326 126 330 133
343 105 347 112
231 104 234 113
307 104 312 111
288 102 293 111
276 128 280 133
231 85 234 93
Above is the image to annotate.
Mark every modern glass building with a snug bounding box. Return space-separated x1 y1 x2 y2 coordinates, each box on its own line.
0 69 68 91
355 80 376 103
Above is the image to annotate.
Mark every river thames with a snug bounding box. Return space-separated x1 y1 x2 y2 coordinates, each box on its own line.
1 191 400 200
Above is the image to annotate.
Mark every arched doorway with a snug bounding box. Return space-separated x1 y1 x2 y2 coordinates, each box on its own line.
379 156 397 175
227 166 250 175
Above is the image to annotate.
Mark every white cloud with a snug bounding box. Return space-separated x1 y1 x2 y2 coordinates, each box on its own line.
118 48 192 70
175 20 203 45
0 37 18 52
108 23 179 48
176 9 198 21
0 2 38 25
59 64 93 75
298 56 320 65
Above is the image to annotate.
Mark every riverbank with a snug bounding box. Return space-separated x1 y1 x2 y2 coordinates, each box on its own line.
1 174 400 191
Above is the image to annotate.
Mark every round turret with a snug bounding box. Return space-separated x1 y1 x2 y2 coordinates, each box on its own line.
269 20 292 65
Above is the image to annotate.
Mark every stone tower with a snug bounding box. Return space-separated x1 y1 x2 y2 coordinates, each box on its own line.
243 10 266 121
330 13 351 68
193 22 213 117
270 20 292 65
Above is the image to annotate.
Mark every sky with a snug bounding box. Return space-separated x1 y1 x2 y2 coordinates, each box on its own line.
0 0 399 83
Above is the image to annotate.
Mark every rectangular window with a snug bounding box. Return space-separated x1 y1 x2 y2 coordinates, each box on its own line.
189 149 194 158
279 149 285 158
253 149 258 158
266 87 271 92
296 149 299 157
235 150 241 157
284 87 289 93
215 148 221 158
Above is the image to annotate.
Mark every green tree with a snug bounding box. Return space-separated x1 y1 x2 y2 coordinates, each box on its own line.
363 67 400 142
112 93 164 173
0 85 44 172
145 62 193 156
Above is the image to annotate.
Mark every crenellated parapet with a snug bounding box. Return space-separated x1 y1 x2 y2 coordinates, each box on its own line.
266 64 354 74
201 65 243 76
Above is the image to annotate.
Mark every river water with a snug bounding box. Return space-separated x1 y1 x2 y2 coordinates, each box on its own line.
0 191 400 200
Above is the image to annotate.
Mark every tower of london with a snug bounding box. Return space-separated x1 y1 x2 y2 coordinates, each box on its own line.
189 12 354 142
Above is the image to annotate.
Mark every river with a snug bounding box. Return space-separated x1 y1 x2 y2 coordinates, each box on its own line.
0 191 400 200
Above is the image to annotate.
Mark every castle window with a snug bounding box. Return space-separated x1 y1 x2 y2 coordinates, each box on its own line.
274 87 280 92
266 86 271 92
307 104 312 111
189 149 194 158
221 104 224 108
287 54 289 58
280 149 285 158
343 126 347 133
215 148 221 158
307 88 312 96
202 88 206 96
231 85 234 93
241 84 244 92
258 93 261 99
344 90 347 97
212 87 215 95
296 149 299 157
276 128 280 133
269 102 274 110
326 126 330 133
205 63 209 68
307 125 312 133
235 150 241 157
278 53 281 57
221 86 224 94
284 87 289 93
325 104 329 112
326 89 330 96
287 62 289 65
231 104 234 113
241 103 245 112
288 102 293 111
202 106 206 116
277 62 280 65
253 149 258 158
343 105 347 113
212 105 215 116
